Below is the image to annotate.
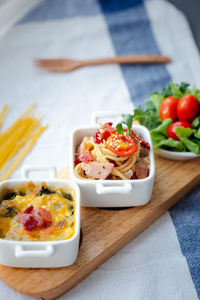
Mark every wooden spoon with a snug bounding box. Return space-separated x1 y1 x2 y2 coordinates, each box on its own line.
35 55 171 72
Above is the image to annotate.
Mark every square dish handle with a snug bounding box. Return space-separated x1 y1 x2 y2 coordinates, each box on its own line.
21 165 57 179
15 245 54 258
91 112 122 126
96 182 132 195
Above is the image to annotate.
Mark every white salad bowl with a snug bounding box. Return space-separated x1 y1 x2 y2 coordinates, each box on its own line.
155 148 200 161
0 166 81 268
70 113 155 207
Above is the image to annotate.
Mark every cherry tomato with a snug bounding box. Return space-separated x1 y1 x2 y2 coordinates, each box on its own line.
167 121 192 141
177 94 199 122
159 96 179 121
105 134 137 156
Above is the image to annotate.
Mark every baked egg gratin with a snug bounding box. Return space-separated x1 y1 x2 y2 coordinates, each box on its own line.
0 182 76 241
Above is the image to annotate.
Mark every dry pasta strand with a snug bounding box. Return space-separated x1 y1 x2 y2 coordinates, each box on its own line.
0 105 9 129
0 124 48 182
0 103 47 180
0 103 36 145
0 117 40 171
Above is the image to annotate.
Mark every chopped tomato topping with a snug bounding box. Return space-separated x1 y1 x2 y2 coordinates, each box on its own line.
131 172 137 180
101 130 111 141
24 205 34 214
24 216 38 231
74 158 81 166
79 152 94 163
137 137 150 149
106 134 137 157
38 208 52 226
124 129 135 138
93 130 102 144
94 122 116 144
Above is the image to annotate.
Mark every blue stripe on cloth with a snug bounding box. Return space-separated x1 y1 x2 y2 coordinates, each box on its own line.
18 0 142 24
99 0 171 104
18 0 101 24
169 186 200 298
99 0 142 13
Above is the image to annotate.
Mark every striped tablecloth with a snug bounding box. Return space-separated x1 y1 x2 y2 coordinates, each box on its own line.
0 0 199 299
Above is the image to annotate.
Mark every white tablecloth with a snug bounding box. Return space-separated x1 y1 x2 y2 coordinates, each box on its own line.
0 0 199 299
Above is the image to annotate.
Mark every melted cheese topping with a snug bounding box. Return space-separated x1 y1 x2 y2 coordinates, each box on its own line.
0 185 76 241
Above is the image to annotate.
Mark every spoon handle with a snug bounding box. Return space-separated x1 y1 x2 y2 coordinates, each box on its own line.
81 55 171 66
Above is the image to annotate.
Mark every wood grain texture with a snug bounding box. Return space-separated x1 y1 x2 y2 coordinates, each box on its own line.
36 55 171 72
0 155 199 299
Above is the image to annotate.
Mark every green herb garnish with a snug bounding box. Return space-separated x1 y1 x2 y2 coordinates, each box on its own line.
116 114 133 136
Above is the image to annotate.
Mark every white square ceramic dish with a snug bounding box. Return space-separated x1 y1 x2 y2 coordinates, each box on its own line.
0 166 81 268
70 113 155 207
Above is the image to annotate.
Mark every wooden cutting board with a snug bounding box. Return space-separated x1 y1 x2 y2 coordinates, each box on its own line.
0 155 199 299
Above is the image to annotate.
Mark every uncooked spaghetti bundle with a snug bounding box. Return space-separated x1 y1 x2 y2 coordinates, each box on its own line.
0 103 47 181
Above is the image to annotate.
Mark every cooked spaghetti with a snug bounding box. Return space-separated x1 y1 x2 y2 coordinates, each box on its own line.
74 122 150 180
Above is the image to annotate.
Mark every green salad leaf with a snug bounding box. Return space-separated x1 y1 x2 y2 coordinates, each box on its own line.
179 137 200 154
150 92 164 113
175 127 194 139
179 82 190 94
194 128 200 139
192 116 200 129
133 101 161 131
174 127 200 153
151 118 172 137
149 119 186 151
161 82 183 98
153 138 186 151
192 85 200 104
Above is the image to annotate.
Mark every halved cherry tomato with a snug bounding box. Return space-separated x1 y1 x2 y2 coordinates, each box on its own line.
106 134 137 156
159 96 179 121
177 94 199 122
167 121 192 141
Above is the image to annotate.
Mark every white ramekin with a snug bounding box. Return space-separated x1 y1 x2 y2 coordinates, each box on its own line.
70 112 155 207
0 166 81 268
